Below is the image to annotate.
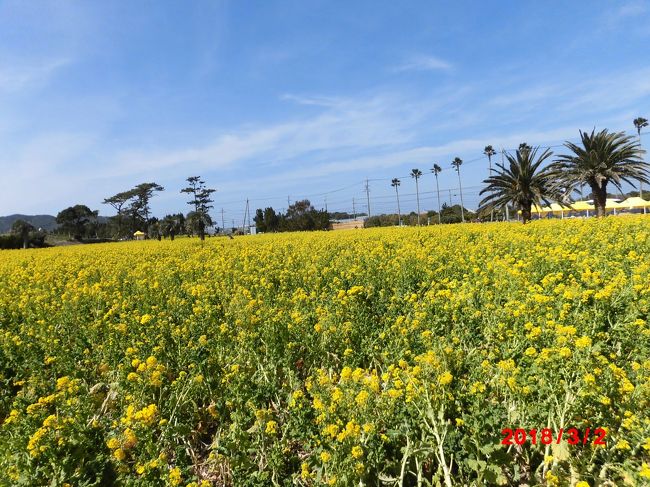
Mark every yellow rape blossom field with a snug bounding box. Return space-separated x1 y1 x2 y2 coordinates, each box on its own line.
2 218 650 486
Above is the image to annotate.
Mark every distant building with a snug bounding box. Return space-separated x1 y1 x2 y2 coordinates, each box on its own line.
133 230 145 240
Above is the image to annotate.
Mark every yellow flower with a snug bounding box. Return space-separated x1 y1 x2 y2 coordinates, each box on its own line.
140 314 153 324
168 466 182 486
351 445 364 459
265 420 278 434
355 390 369 406
641 462 650 479
56 376 71 390
301 462 311 479
439 371 453 385
3 409 20 425
320 451 331 462
575 336 592 348
113 448 126 461
133 403 158 426
615 439 630 450
106 437 120 450
324 424 339 438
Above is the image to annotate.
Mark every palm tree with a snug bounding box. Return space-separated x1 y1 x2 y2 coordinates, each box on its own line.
518 142 532 153
483 146 497 221
483 145 496 174
391 178 402 226
634 117 648 198
634 117 648 136
410 169 423 225
479 146 560 224
451 157 465 222
430 164 442 224
550 129 648 217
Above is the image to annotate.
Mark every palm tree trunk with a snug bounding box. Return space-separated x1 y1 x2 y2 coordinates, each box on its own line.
415 179 421 225
395 187 401 226
640 132 644 199
435 176 441 224
521 203 532 224
488 156 493 222
457 171 465 223
593 184 607 217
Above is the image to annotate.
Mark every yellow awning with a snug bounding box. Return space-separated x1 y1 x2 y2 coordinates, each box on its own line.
133 231 145 235
619 196 650 208
548 203 572 213
570 201 594 211
531 204 551 214
605 199 625 209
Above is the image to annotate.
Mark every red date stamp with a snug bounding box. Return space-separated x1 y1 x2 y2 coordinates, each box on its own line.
501 428 606 446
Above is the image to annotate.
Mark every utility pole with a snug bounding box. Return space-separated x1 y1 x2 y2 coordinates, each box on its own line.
247 199 251 229
352 197 356 220
324 195 328 213
365 179 371 218
287 195 291 208
242 199 250 233
448 189 452 206
221 208 225 233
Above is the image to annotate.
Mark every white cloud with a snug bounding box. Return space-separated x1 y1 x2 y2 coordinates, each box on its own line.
0 58 70 92
393 54 452 72
99 93 429 180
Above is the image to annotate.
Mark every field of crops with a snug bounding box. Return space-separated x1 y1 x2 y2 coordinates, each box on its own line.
2 218 650 486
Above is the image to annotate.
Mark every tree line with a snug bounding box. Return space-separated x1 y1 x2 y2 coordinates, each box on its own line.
387 121 648 225
254 200 330 232
48 177 217 242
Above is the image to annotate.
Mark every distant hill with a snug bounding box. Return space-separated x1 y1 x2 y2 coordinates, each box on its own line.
0 214 58 233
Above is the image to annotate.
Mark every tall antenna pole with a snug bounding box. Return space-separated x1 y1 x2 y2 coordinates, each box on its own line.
247 199 251 229
352 197 356 220
365 179 371 218
287 195 291 207
221 208 225 233
325 195 328 213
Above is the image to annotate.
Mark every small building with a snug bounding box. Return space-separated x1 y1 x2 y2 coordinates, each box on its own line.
133 230 146 241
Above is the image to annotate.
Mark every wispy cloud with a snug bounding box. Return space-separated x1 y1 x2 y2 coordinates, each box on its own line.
601 0 650 31
393 54 452 72
611 0 648 20
281 93 344 108
100 93 431 179
0 58 70 92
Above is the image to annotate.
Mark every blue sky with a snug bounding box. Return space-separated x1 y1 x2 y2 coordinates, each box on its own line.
2 0 650 220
